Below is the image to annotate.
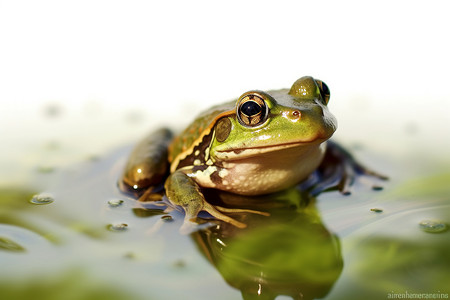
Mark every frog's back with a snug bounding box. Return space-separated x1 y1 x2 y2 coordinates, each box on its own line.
168 101 235 165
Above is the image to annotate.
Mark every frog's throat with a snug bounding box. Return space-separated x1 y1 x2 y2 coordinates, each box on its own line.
214 138 327 161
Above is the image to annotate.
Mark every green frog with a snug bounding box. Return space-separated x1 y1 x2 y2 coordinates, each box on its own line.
120 76 385 229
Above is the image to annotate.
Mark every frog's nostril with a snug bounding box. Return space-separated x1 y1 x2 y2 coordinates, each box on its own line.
292 110 301 119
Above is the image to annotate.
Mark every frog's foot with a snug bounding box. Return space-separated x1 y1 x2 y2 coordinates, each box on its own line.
309 141 388 195
335 161 388 195
180 202 270 233
166 171 264 232
177 199 249 234
195 201 248 229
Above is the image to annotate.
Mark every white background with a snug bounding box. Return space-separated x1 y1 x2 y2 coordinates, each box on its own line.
1 0 449 182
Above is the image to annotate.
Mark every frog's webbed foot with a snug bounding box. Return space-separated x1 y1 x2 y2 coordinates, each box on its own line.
305 140 388 196
165 171 268 231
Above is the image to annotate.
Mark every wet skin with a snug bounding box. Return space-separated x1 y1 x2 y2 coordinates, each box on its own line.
120 76 385 229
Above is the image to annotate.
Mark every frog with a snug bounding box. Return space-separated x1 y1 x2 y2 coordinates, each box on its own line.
120 76 386 229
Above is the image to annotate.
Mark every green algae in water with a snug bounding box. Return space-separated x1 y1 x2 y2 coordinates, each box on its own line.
334 236 450 300
29 193 54 205
36 166 55 174
419 220 448 233
392 172 450 198
0 269 147 300
0 236 26 252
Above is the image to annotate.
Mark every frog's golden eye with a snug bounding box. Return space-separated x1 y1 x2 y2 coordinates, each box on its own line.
315 79 330 105
236 92 269 127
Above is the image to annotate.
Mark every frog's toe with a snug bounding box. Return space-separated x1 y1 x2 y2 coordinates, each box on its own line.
181 200 248 230
337 166 388 195
215 205 270 217
201 202 248 228
179 218 199 235
337 168 355 195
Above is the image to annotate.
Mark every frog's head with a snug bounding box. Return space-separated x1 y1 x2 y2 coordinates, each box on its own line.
210 76 337 161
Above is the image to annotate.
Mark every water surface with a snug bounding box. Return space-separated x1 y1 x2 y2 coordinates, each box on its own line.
1 104 449 300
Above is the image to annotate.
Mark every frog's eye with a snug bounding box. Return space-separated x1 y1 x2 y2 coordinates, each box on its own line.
315 79 330 105
236 92 269 127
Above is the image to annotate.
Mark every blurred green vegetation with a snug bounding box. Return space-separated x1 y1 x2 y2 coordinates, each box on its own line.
0 270 145 300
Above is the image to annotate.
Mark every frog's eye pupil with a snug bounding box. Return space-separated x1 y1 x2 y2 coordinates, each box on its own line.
241 101 261 116
237 93 269 127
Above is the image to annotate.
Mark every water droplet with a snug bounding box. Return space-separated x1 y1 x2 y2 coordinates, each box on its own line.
0 237 26 252
161 215 173 222
108 199 124 207
370 208 383 213
419 220 448 233
106 223 128 232
29 193 54 205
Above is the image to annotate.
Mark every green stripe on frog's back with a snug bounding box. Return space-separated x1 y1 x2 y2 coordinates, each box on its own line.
168 101 235 172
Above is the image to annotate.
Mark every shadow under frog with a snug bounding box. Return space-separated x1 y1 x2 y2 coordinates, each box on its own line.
190 188 343 300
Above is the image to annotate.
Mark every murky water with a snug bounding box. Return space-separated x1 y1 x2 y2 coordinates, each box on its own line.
1 106 449 300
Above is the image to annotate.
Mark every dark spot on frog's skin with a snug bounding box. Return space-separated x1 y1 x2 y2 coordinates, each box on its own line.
233 149 244 154
213 160 224 168
210 171 223 185
192 165 207 173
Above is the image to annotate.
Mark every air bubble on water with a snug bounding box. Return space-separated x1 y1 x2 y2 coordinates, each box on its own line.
29 193 54 205
108 199 124 207
418 220 447 233
106 223 129 232
161 215 173 222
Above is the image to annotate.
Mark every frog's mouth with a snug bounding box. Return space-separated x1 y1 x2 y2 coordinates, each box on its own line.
214 137 327 161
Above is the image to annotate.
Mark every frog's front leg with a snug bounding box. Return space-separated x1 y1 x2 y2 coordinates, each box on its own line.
165 170 268 231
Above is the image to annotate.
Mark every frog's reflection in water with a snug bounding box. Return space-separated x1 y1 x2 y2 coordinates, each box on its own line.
192 188 343 300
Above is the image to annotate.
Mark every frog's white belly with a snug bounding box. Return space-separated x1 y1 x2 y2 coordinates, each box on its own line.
199 142 326 195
